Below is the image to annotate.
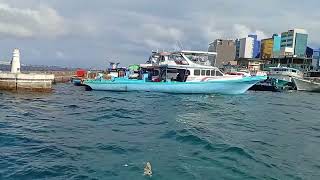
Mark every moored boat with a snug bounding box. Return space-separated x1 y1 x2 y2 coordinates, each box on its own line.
85 76 263 94
292 77 320 92
268 66 303 83
71 69 87 86
84 51 265 94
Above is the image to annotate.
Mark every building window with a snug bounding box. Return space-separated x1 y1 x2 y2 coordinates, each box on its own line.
201 70 205 76
194 69 200 76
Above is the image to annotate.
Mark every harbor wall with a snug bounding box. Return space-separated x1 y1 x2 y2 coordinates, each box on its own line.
0 73 54 91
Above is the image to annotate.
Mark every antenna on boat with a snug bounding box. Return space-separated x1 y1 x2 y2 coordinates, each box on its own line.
176 40 183 51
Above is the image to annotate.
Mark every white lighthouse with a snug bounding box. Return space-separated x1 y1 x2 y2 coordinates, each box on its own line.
11 48 21 73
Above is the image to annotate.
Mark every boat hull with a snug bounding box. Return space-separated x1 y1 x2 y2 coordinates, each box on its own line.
292 78 320 92
71 77 84 86
85 77 264 94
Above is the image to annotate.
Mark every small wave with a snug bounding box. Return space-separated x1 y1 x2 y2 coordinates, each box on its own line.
160 129 213 148
111 128 123 132
0 133 42 146
204 143 225 152
22 112 37 117
7 165 76 179
30 145 67 158
87 114 113 121
98 96 128 103
96 143 127 154
223 146 255 161
63 104 81 109
97 96 112 101
154 121 169 125
250 140 275 147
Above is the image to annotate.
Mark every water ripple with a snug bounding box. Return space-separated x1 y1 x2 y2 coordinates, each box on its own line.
0 84 319 179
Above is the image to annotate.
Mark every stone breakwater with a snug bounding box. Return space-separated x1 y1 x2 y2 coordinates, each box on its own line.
50 71 74 83
0 73 55 91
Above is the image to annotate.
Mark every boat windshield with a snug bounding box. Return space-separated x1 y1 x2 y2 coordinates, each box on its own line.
168 54 189 65
185 54 212 66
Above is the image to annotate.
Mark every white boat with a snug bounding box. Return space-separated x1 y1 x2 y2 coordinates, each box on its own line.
292 77 320 92
146 50 247 82
268 66 303 83
84 50 266 94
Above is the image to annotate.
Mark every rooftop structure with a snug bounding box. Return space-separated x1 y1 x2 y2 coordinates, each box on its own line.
208 39 236 67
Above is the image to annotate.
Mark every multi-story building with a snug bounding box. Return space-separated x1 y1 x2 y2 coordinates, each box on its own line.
312 49 320 70
248 34 261 58
261 38 274 60
208 39 236 67
235 37 254 59
280 29 308 57
273 34 281 58
261 34 281 60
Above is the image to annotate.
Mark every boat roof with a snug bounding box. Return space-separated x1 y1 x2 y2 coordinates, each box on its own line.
160 64 219 70
177 50 217 55
270 67 300 70
153 50 217 56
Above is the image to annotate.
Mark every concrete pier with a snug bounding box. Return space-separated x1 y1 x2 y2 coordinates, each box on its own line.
0 49 55 91
0 73 54 91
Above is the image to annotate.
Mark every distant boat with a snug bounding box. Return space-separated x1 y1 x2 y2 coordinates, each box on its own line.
71 69 87 86
292 77 320 92
84 50 266 94
268 66 303 83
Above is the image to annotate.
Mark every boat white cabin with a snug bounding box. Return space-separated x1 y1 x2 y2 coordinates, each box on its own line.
268 66 303 83
293 77 320 92
146 50 242 82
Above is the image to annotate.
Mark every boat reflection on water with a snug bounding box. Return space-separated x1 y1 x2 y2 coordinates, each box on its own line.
84 51 266 94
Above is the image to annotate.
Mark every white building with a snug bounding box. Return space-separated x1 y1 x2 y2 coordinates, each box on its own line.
236 37 254 59
280 28 308 57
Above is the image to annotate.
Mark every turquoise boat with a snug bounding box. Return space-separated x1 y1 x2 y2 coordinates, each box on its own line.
85 76 264 94
84 50 266 94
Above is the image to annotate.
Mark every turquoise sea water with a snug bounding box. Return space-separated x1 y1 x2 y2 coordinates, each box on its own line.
0 84 320 180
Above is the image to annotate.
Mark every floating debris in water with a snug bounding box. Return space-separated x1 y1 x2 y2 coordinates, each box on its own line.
144 162 152 177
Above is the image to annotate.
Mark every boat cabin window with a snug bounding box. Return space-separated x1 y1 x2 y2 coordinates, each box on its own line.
211 70 215 76
201 70 205 76
194 69 200 76
291 70 297 73
168 54 188 65
215 70 223 76
152 70 160 76
206 70 210 76
274 68 289 72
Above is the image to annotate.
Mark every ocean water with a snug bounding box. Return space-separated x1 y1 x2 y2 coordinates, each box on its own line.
0 84 320 180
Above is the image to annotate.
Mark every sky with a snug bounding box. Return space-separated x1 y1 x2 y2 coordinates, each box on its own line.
0 0 319 68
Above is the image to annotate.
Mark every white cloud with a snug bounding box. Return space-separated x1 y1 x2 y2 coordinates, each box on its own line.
0 0 319 67
139 24 183 49
233 24 268 40
0 2 66 38
233 24 251 39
